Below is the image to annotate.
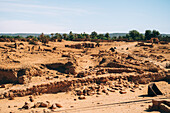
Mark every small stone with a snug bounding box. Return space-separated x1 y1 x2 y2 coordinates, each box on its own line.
22 102 30 109
4 92 9 98
0 95 4 99
97 92 101 95
55 103 62 108
40 102 48 107
51 104 57 109
115 84 120 87
123 84 128 87
30 98 34 102
77 90 83 96
119 90 127 94
134 84 139 88
33 102 41 108
140 105 144 107
112 87 119 90
130 89 135 92
78 96 86 100
102 89 106 93
9 96 14 100
119 88 124 90
35 92 39 95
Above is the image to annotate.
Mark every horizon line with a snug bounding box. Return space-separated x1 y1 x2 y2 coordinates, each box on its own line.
0 32 170 34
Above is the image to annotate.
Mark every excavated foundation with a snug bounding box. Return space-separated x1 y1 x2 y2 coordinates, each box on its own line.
0 72 167 99
46 62 77 75
0 69 18 84
0 67 42 84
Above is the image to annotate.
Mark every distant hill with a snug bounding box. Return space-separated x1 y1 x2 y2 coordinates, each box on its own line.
109 33 127 37
0 33 128 38
0 33 42 38
160 34 170 37
0 33 170 38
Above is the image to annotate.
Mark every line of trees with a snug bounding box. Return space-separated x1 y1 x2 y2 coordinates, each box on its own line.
0 30 169 42
125 30 161 41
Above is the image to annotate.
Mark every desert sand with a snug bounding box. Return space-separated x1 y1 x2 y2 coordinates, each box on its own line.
0 40 169 113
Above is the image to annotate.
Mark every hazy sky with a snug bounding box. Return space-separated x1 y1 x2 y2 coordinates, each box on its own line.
0 0 170 33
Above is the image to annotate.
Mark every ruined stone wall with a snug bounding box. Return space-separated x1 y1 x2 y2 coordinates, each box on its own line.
65 43 95 49
0 67 42 84
0 72 167 99
0 69 17 84
46 62 77 75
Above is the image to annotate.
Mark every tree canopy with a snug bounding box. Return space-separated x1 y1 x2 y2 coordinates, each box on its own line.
0 30 169 42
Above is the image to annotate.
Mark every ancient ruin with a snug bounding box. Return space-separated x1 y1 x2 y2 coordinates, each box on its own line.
0 38 169 113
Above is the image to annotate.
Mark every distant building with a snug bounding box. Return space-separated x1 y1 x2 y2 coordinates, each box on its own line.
39 33 44 38
150 37 159 44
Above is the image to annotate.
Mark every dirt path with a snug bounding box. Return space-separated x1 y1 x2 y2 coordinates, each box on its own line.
116 42 166 70
76 54 95 71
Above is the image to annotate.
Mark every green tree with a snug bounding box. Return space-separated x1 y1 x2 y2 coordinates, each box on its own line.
86 34 91 39
68 31 75 40
77 34 84 39
152 30 160 37
129 30 140 40
98 34 104 39
26 35 34 39
118 36 123 39
105 33 110 40
140 34 145 40
112 36 117 40
63 33 68 40
145 30 160 40
126 34 130 39
145 30 152 40
91 31 97 39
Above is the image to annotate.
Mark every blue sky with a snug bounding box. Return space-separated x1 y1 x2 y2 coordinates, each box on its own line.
0 0 170 33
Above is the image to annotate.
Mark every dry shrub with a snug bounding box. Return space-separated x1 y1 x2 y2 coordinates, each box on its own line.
29 40 38 45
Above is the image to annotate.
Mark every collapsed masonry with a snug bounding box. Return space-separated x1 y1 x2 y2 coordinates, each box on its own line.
0 67 42 84
65 43 96 49
0 72 167 99
0 61 78 84
148 99 170 113
46 61 77 75
0 45 169 99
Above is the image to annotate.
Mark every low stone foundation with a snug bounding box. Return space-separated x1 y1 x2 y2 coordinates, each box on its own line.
0 67 42 84
0 72 167 99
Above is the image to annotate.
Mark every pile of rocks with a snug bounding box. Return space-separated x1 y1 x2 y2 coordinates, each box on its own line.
73 78 142 99
0 72 166 100
148 99 170 113
65 43 95 49
22 97 62 110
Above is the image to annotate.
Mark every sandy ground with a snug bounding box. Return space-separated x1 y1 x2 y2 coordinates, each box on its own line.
0 81 169 113
0 41 169 113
